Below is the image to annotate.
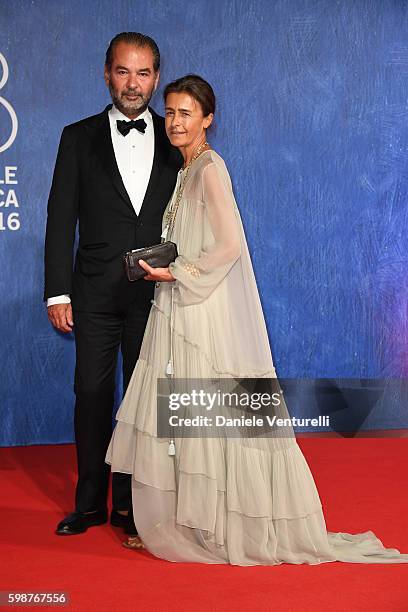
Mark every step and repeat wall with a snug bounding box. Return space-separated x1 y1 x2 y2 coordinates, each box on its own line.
1 0 408 445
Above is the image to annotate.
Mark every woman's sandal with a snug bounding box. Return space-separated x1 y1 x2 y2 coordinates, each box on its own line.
122 535 145 550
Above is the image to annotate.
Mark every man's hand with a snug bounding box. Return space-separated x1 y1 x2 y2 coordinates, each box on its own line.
47 303 74 333
138 259 175 282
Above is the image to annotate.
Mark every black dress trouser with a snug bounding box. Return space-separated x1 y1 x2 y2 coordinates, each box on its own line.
72 289 153 513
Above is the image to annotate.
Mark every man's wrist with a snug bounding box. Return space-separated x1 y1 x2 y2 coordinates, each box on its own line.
47 295 71 307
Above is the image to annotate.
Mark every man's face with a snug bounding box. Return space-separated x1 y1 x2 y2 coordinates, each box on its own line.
104 42 159 118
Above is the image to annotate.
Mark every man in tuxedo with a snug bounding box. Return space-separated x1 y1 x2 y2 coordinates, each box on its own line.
44 32 182 536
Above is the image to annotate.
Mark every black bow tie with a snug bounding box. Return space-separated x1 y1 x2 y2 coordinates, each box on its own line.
116 118 147 136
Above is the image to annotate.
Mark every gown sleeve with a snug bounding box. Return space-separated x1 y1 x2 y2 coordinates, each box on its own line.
168 159 241 306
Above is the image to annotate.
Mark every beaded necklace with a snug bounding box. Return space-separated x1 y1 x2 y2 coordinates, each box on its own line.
163 141 209 241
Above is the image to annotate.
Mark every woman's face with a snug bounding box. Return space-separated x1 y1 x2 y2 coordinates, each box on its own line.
165 92 213 149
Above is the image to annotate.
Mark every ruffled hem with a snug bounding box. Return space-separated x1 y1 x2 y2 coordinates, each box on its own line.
131 478 337 565
106 425 323 521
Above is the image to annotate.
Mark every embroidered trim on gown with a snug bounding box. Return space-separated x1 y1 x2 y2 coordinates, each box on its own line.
106 150 408 565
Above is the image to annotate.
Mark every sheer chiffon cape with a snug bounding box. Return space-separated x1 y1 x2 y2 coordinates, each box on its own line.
106 150 408 565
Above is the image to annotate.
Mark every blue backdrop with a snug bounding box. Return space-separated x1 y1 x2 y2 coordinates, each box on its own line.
1 0 408 446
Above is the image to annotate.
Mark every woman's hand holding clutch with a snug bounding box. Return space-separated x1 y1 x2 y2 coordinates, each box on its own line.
138 259 175 282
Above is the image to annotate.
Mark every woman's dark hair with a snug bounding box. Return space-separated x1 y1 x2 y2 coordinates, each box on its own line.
163 74 216 117
105 32 160 72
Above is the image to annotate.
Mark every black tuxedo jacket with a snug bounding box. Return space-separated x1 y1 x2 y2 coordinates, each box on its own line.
44 105 182 311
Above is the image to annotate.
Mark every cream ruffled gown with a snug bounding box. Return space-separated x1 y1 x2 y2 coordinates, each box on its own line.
106 150 408 565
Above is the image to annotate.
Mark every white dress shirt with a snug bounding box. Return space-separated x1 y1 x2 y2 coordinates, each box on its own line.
47 104 155 307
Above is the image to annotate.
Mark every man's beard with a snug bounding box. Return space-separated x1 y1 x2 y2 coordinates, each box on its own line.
109 83 152 116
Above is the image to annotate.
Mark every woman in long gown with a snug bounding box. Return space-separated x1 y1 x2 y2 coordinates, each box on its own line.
106 75 408 565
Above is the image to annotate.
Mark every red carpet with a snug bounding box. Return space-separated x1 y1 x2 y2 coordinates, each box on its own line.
0 439 407 611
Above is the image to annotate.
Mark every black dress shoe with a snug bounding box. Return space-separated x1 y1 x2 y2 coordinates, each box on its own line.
55 510 108 535
110 510 138 536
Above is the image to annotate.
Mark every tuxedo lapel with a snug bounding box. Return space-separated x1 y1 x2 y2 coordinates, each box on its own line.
137 109 167 221
93 105 136 215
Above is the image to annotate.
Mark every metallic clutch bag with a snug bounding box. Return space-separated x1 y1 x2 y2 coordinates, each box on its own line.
123 241 178 282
